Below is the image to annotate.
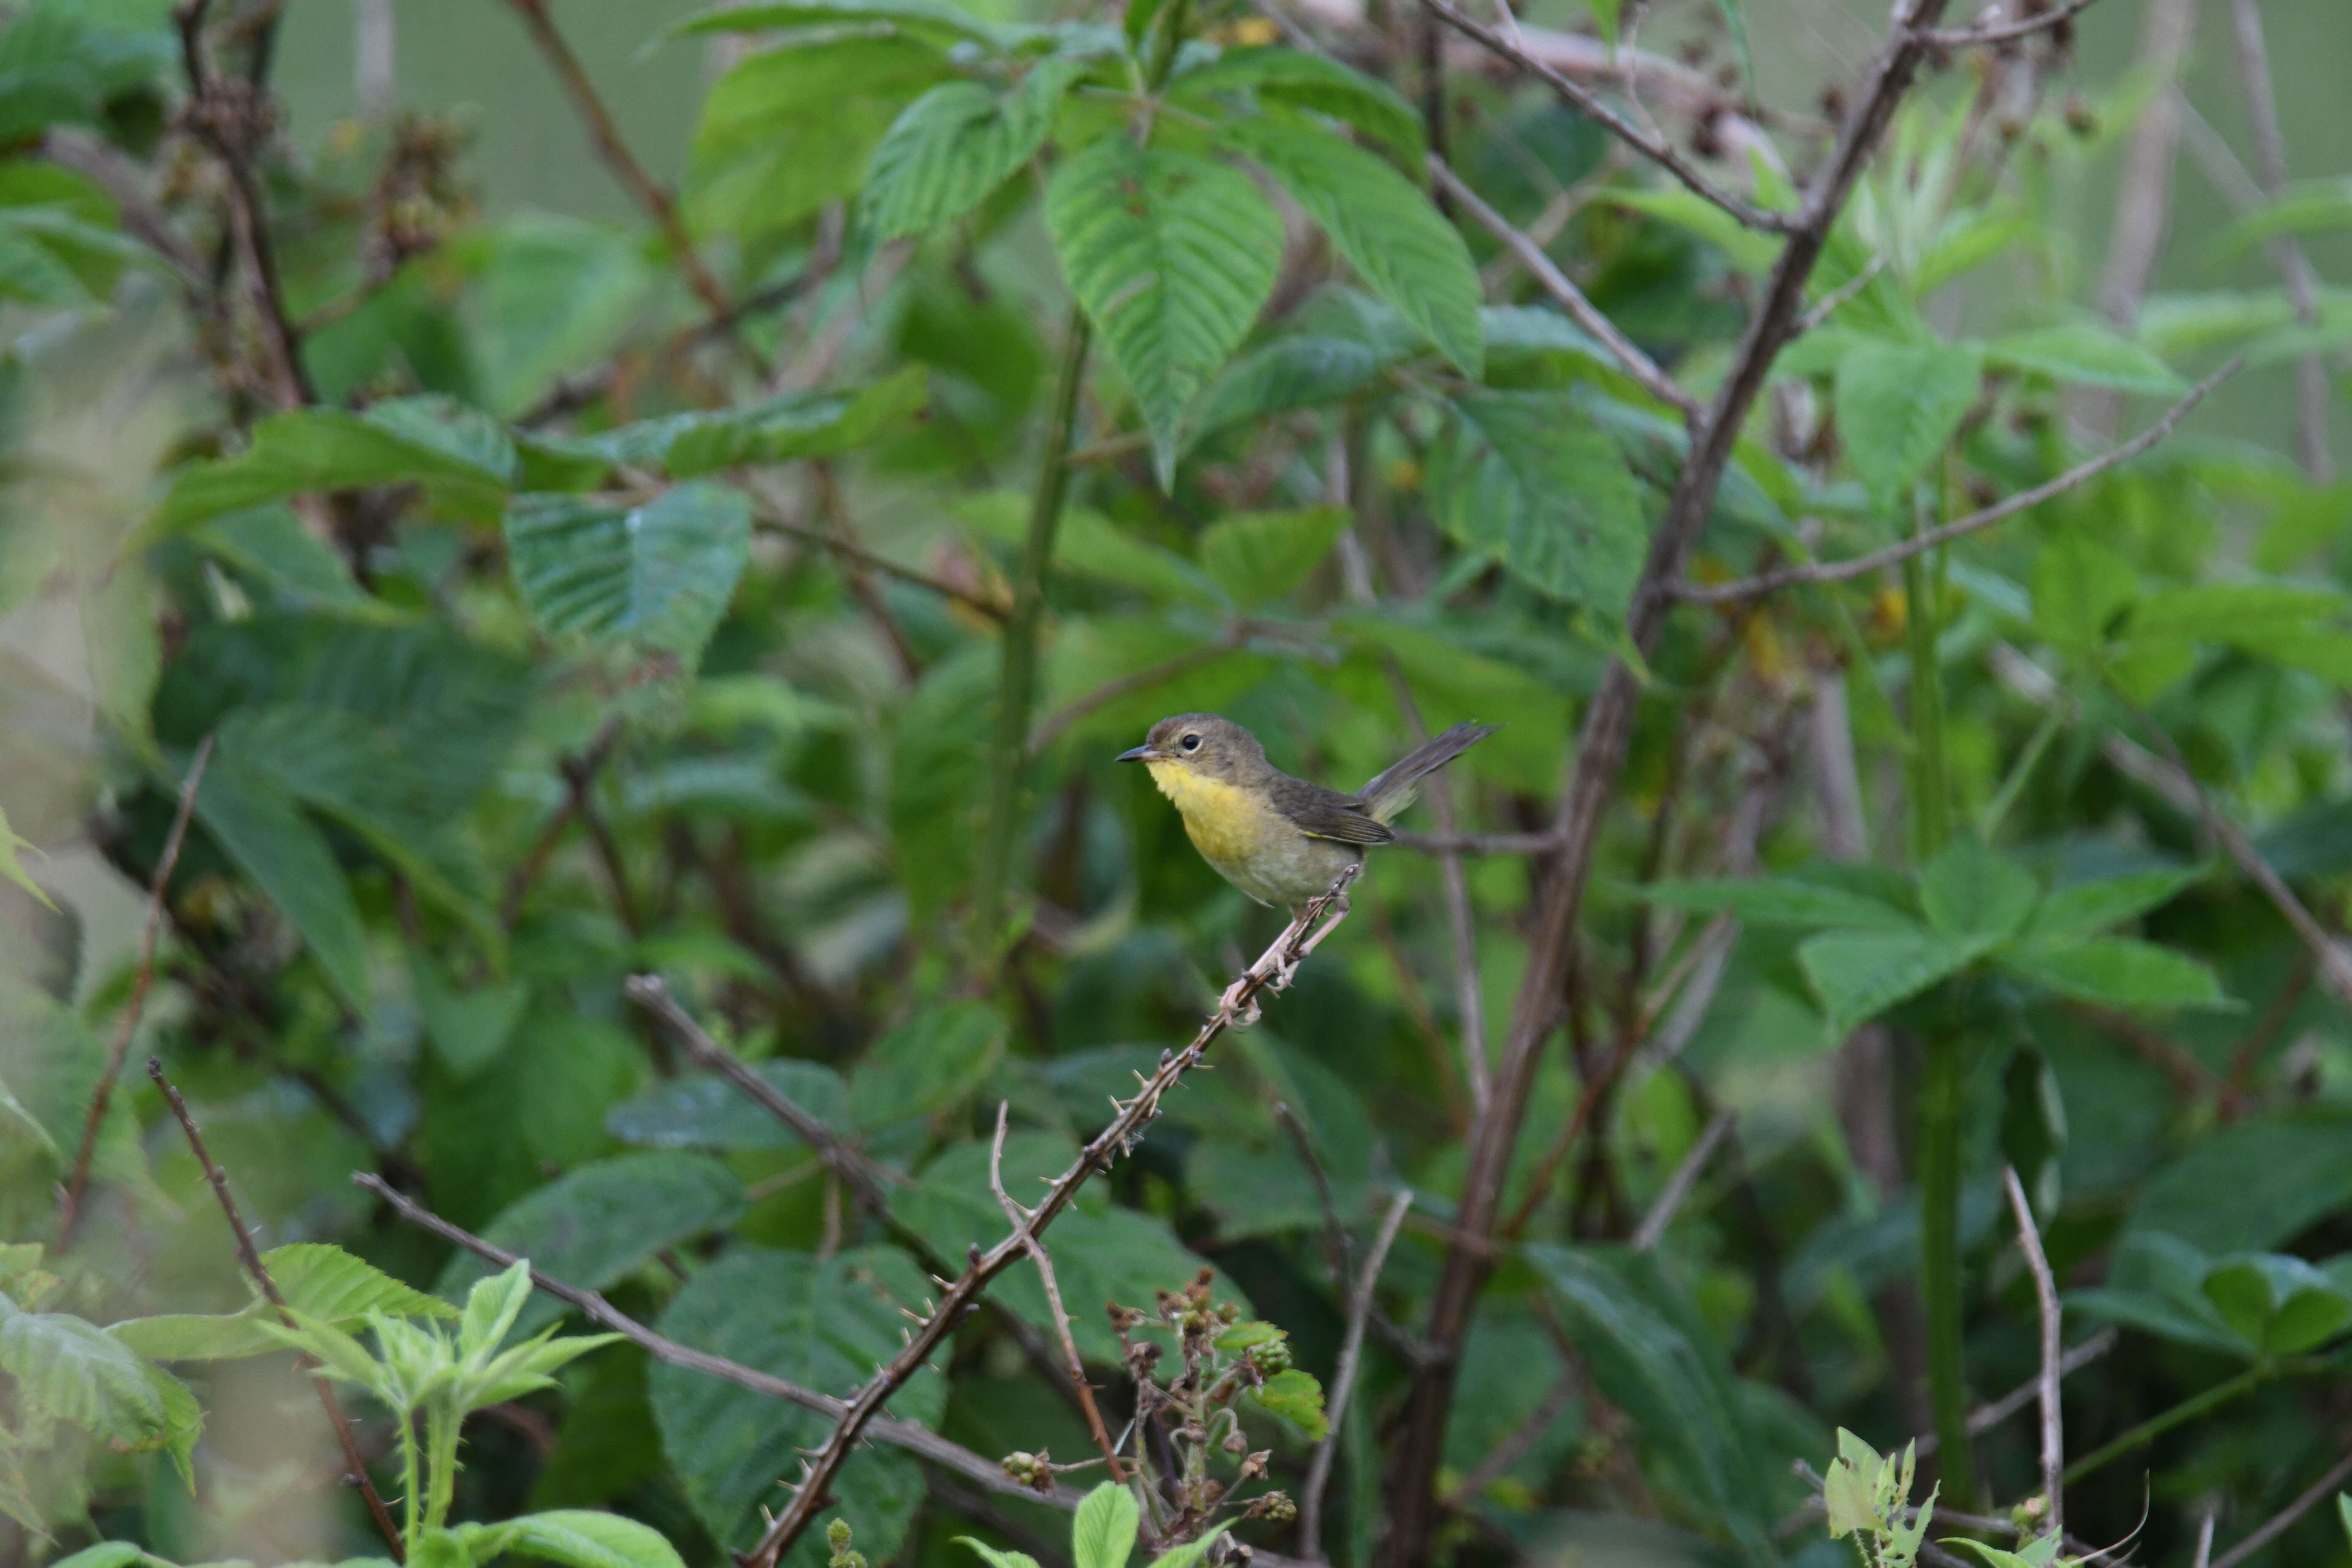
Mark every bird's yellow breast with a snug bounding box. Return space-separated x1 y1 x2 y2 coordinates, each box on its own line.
1144 761 1282 865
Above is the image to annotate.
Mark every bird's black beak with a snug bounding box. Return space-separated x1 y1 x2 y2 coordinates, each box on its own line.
1116 745 1155 762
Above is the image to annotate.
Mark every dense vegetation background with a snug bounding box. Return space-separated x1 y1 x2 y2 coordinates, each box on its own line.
4 0 2352 1564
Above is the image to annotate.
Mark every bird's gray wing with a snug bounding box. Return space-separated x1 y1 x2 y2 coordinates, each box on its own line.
1269 776 1395 845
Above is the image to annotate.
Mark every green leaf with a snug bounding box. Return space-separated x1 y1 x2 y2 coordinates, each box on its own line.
505 483 753 665
1917 841 2038 942
860 60 1082 240
47 1547 148 1568
1249 1367 1329 1440
847 1002 1004 1130
114 1244 456 1361
958 492 1217 605
687 37 954 240
1044 137 1283 488
2022 864 2202 943
2001 938 2225 1011
1832 338 1983 506
438 1153 746 1337
1187 333 1396 441
1598 187 1780 271
1639 875 1913 931
1173 47 1423 172
2125 1109 2352 1254
1983 323 2184 395
957 1544 1041 1568
1428 390 1648 618
157 402 514 530
2205 177 2352 261
671 0 1012 48
1798 929 1986 1037
494 1510 688 1568
1144 1533 1226 1568
1198 507 1349 605
608 1059 850 1152
1211 1320 1285 1351
191 755 371 1013
1070 1482 1140 1568
0 801 48 909
651 1247 942 1556
411 962 529 1080
1224 114 1482 378
0 1298 164 1441
2202 1255 2352 1356
190 506 381 618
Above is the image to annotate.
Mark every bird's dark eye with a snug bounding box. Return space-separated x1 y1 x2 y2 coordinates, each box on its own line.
1181 733 1201 751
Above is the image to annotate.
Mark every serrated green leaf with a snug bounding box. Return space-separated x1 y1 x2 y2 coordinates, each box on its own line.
2022 865 2202 943
1832 338 1982 506
1045 137 1283 488
957 1542 1042 1568
157 402 514 530
1198 507 1348 605
1187 334 1395 441
1211 1319 1285 1351
2001 938 2225 1011
1250 1367 1329 1440
1070 1482 1140 1568
861 60 1081 240
1798 929 1985 1037
1224 114 1481 377
191 755 371 1013
1428 390 1647 617
505 483 752 664
1917 841 2038 942
0 1299 164 1441
608 1058 850 1152
2205 177 2352 261
113 1244 455 1362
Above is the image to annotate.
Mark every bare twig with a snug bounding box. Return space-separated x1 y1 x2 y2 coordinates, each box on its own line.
754 506 1009 621
2224 0 2332 484
1301 1188 1414 1560
39 129 204 284
1430 157 1701 427
353 1171 1083 1510
742 868 1359 1568
152 1062 405 1559
2190 1508 2217 1568
1793 257 1886 338
988 1103 1127 1483
1423 0 1797 236
1630 1108 1733 1252
57 736 213 1250
2003 1166 2066 1539
627 975 894 1209
1679 362 2238 603
500 718 621 931
2208 1446 2352 1568
496 0 748 351
1919 0 2105 48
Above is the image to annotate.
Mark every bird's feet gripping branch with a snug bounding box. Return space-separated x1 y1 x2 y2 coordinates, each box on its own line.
1215 864 1360 1027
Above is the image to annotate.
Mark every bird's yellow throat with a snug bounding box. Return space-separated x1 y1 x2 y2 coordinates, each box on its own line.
1143 760 1274 864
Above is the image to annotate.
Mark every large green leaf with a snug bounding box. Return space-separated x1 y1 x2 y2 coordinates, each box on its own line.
607 1059 851 1152
1528 1246 1780 1566
650 1247 942 1558
0 1297 163 1442
1044 137 1283 487
2021 864 2203 943
2124 1110 2352 1253
2001 939 2225 1011
861 59 1082 240
846 1002 1004 1131
1428 389 1648 617
1797 929 1985 1038
505 483 753 664
671 0 1013 44
687 36 955 239
1187 333 1395 441
1831 338 1982 506
156 400 516 530
1224 114 1481 377
1982 323 2184 395
437 1152 746 1336
1071 1482 1140 1568
1916 841 2038 942
191 756 371 1013
483 1510 689 1568
1198 506 1349 606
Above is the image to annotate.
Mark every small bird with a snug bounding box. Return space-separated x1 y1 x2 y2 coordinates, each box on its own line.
1117 712 1497 922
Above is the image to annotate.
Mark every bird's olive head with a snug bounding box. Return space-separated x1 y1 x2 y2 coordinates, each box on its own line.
1116 713 1267 783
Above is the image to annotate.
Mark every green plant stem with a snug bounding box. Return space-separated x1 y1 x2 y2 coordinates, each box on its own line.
422 1402 462 1536
1903 536 1973 1505
970 308 1091 948
2060 1363 2277 1486
399 1411 423 1553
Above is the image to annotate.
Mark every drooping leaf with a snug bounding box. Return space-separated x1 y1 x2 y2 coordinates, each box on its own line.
1044 137 1284 487
860 59 1083 240
437 1153 746 1337
650 1247 942 1558
504 483 753 665
1428 390 1648 618
1831 338 1983 506
1198 507 1350 606
1797 929 1987 1038
1224 113 1482 377
0 1298 163 1442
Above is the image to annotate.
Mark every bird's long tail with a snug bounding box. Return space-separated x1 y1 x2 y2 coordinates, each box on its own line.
1356 722 1498 823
